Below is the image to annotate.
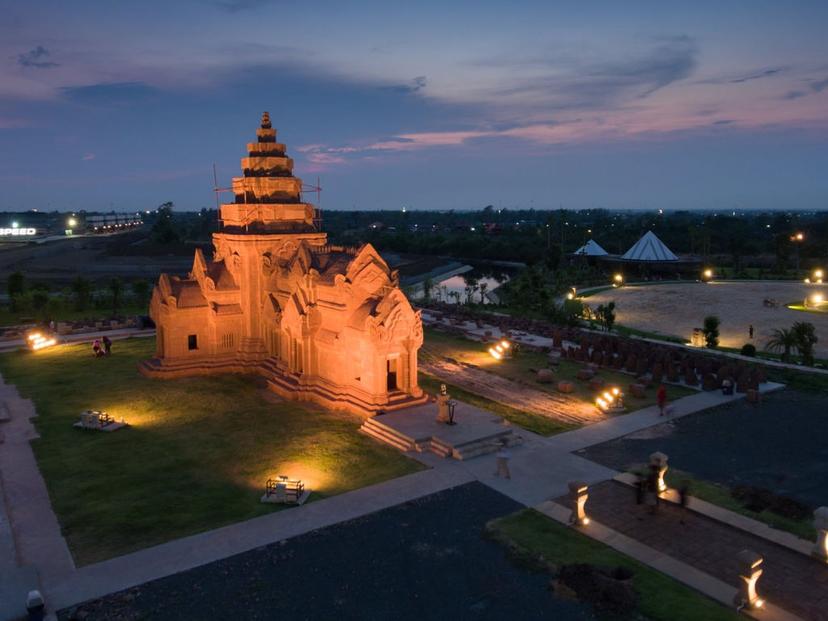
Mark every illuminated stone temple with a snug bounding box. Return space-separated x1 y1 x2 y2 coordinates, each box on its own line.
142 113 426 415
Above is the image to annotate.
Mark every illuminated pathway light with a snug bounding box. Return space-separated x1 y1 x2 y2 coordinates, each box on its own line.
27 332 58 351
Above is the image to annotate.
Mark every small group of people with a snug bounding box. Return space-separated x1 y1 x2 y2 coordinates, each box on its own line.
636 465 691 521
92 336 113 358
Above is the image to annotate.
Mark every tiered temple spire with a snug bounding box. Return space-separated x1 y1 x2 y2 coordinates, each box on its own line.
220 111 317 232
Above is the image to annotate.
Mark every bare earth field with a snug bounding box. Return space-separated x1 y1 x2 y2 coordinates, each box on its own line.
588 281 828 357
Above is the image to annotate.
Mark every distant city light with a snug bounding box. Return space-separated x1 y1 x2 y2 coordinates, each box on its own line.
67 217 77 228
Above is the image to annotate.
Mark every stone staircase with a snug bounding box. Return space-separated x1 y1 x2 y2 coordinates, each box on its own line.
359 416 418 452
359 415 521 460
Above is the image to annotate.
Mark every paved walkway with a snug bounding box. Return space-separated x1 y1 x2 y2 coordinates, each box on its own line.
572 481 826 621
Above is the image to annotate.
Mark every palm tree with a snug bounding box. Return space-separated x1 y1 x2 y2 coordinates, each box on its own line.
479 282 488 304
792 321 818 366
765 327 799 362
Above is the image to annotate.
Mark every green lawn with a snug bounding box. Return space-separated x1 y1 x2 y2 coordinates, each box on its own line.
424 328 695 411
489 509 740 621
418 372 576 436
0 338 423 565
663 470 816 541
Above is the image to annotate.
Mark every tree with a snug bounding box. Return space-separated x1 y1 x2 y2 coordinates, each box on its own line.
7 271 25 312
702 315 720 348
150 201 180 244
479 281 488 304
765 327 798 362
110 277 123 315
71 276 92 311
131 280 151 308
792 321 818 366
422 277 434 302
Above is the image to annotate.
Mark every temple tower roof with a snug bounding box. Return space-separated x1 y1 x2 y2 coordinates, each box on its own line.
219 112 318 233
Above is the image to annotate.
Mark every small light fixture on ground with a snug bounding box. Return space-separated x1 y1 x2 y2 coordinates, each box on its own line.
806 293 825 308
612 273 624 287
702 268 714 282
261 474 310 505
26 331 58 351
488 339 511 360
566 287 577 300
812 268 824 284
734 549 764 611
568 481 590 526
595 386 624 412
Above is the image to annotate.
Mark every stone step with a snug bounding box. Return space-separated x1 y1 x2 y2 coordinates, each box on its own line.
359 422 413 452
361 417 418 447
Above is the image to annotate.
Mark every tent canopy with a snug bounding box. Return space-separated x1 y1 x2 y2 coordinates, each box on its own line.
572 239 609 256
621 231 678 261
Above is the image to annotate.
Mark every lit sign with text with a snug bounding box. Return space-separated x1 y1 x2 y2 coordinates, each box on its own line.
0 228 37 236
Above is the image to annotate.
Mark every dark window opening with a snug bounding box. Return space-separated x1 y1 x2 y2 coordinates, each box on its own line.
188 334 198 350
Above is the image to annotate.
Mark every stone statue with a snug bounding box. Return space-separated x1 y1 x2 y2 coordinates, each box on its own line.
436 383 451 423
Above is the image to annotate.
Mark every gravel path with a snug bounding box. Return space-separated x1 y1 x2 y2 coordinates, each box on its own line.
58 483 595 621
588 281 828 356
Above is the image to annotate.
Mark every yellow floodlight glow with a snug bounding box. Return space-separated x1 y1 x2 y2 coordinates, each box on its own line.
488 347 502 360
500 340 510 349
566 292 575 300
67 217 78 228
613 273 623 284
702 268 713 281
815 269 824 279
812 293 824 306
611 387 620 396
27 332 57 351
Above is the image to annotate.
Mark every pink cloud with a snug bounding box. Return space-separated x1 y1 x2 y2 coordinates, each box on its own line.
82 152 96 160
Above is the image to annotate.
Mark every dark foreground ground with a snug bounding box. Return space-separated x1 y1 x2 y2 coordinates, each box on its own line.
59 482 594 621
577 389 828 508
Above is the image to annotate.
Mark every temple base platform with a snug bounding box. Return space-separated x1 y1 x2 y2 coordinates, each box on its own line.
359 400 522 460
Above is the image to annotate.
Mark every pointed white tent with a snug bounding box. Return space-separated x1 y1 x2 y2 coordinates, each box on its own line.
572 239 609 256
621 231 678 261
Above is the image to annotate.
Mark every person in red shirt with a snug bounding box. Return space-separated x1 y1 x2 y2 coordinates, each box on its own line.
657 384 668 416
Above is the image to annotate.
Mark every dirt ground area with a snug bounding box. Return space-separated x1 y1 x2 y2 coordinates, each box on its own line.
587 281 828 357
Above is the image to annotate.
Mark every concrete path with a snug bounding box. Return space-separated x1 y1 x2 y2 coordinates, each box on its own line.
537 500 803 621
569 481 821 620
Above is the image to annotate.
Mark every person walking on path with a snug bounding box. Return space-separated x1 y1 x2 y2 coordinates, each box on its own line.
493 441 512 480
102 335 112 356
656 384 668 416
749 324 754 340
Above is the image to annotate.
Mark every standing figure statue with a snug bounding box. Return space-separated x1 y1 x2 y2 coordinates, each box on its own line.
436 384 451 423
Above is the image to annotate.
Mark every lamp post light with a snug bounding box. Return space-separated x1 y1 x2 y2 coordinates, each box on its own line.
612 273 624 288
702 268 714 282
791 232 805 277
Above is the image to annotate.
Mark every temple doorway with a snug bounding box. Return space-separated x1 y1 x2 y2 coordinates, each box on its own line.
386 357 398 391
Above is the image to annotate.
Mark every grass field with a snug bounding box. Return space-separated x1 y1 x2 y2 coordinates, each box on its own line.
489 509 740 621
663 470 816 541
0 338 423 565
423 328 695 411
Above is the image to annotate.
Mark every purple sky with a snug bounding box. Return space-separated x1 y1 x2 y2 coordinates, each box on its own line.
1 0 827 212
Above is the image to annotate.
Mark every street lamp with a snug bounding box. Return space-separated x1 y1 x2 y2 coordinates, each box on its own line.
702 268 714 282
612 273 624 287
791 232 805 277
67 217 77 228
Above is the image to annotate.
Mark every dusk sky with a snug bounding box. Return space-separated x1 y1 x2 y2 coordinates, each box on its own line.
1 1 828 212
